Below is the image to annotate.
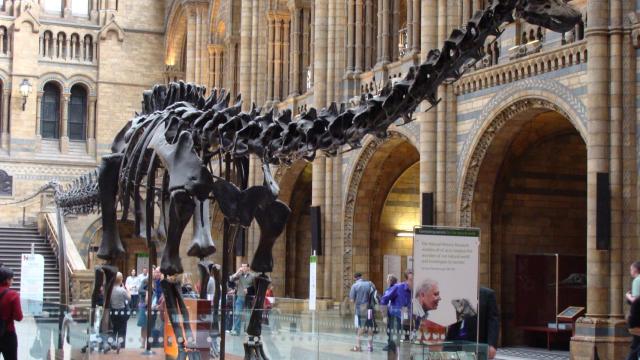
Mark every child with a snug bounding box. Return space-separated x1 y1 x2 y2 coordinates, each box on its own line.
626 261 640 304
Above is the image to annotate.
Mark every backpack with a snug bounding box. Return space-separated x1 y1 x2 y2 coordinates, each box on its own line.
0 288 10 337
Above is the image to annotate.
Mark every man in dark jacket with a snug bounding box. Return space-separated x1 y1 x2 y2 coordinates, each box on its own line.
627 296 640 360
0 266 24 360
446 287 499 359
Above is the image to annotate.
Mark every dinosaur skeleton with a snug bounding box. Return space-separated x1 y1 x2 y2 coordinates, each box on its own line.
50 1 580 358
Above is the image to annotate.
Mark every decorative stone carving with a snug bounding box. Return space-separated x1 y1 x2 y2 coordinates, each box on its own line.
0 169 12 196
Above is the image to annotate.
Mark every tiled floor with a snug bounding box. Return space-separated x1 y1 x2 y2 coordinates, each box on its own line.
496 347 570 360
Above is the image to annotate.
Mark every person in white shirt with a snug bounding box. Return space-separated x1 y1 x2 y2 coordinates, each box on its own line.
125 269 140 310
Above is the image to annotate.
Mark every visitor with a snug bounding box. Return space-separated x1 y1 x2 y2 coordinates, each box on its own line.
349 272 376 352
110 272 131 349
137 277 149 349
381 271 412 352
181 272 197 299
229 263 255 335
0 266 23 360
224 283 236 332
150 268 164 348
126 269 140 310
263 284 274 326
626 261 640 304
445 287 500 359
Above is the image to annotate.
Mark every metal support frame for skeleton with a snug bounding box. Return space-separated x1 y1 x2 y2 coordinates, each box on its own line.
46 1 580 359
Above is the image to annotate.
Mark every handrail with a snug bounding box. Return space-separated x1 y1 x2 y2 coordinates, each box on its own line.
41 212 87 273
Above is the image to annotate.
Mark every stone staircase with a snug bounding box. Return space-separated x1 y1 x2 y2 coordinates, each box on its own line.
0 226 60 304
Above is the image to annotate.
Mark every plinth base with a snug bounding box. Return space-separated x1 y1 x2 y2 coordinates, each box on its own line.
570 317 631 359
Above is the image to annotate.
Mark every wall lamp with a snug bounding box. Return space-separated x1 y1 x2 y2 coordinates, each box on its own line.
19 79 33 111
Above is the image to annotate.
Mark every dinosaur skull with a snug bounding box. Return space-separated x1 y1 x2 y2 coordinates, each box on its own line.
518 0 582 33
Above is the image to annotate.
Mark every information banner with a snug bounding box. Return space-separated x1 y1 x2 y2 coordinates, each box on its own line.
309 254 317 311
20 253 45 315
412 226 480 344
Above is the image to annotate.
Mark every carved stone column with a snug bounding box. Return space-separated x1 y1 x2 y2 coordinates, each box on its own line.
274 18 283 101
267 17 275 101
411 0 420 51
347 0 355 72
364 0 374 69
380 0 390 64
60 94 69 153
289 7 301 96
282 18 290 98
87 96 96 156
0 89 9 149
313 0 328 107
323 157 333 299
354 0 363 72
406 0 413 55
35 92 42 152
311 156 326 298
239 0 252 111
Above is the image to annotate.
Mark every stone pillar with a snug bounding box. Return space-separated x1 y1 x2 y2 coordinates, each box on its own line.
376 0 383 63
0 89 9 149
274 18 283 101
289 7 301 96
90 0 98 20
419 0 437 224
282 18 290 98
608 0 624 320
60 94 69 153
323 157 333 299
185 7 197 82
314 0 328 107
332 152 343 298
347 0 355 72
380 0 390 64
435 0 447 224
303 7 311 90
216 49 223 89
326 0 335 102
267 17 275 102
585 0 610 321
239 0 252 110
87 96 96 156
354 0 363 72
411 0 420 51
406 0 413 55
35 92 42 151
391 0 399 60
250 0 259 103
364 0 374 69
312 156 326 298
334 0 347 99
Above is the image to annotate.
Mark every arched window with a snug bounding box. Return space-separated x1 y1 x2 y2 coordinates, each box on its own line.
83 35 93 62
68 85 87 141
41 82 61 139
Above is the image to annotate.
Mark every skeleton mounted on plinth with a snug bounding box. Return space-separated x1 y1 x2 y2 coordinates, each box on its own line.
49 1 581 358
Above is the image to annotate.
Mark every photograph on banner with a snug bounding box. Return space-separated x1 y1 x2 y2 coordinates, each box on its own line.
412 226 480 345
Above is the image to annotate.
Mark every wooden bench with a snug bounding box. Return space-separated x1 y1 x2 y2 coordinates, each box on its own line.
519 325 572 350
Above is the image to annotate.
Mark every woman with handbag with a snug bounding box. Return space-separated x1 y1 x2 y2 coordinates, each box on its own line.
110 272 131 350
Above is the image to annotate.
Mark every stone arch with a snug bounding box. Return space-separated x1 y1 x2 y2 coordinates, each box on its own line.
165 2 188 69
342 130 417 296
68 75 96 96
458 88 588 226
38 73 66 93
458 78 587 185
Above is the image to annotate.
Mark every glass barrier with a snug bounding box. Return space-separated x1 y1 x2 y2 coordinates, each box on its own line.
15 299 488 359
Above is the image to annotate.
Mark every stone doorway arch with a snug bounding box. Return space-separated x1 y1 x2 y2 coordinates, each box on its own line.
342 131 419 296
457 96 588 346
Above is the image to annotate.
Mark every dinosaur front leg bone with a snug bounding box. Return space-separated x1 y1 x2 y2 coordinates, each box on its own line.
160 189 195 276
97 154 126 261
187 198 216 258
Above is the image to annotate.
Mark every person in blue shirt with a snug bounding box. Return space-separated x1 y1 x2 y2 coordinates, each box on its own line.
380 270 413 352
